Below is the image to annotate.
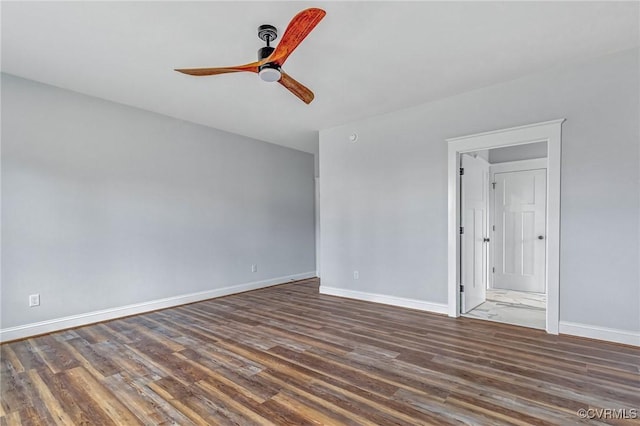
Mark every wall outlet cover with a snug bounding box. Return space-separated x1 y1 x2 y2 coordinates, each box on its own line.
29 294 40 307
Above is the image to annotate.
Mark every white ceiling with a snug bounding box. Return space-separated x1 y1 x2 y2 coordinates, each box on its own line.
2 1 638 154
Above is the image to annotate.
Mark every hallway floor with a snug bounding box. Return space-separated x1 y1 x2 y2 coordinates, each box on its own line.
464 288 546 330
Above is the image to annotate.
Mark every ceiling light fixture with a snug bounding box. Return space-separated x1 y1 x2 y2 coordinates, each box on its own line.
259 64 282 83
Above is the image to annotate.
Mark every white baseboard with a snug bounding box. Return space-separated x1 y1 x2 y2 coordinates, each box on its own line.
319 286 448 315
0 272 316 343
559 321 640 347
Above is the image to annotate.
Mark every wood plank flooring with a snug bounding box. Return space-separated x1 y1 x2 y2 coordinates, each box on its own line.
1 278 639 425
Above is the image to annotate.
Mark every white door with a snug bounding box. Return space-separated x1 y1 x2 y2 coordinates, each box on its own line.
493 169 546 293
461 154 490 313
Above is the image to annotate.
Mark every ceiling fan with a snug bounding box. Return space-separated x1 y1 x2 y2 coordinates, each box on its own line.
175 8 326 104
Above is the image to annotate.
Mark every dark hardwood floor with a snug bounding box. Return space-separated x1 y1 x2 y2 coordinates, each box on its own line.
1 278 639 425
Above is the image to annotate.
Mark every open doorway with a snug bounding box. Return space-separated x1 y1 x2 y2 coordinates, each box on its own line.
461 144 547 330
447 119 564 334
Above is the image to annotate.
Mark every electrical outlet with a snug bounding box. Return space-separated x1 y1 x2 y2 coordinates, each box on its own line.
29 294 40 307
353 270 359 280
251 264 258 273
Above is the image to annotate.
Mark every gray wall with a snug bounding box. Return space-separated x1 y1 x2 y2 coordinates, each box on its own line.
320 48 639 332
489 141 547 163
1 74 315 329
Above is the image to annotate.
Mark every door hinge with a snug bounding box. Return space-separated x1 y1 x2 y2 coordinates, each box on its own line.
460 285 464 292
492 225 495 231
492 267 495 273
459 226 464 235
492 182 496 189
459 167 464 176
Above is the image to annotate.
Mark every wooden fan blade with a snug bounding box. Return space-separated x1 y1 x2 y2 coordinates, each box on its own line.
278 71 314 104
269 8 326 66
175 61 263 76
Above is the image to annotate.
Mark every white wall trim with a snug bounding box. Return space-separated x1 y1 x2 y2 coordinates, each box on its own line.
315 176 321 278
489 158 547 173
319 286 449 315
446 119 565 143
560 321 640 347
447 119 564 335
0 272 316 343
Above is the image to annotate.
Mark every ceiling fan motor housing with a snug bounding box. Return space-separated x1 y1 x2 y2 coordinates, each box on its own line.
258 46 275 61
258 46 280 82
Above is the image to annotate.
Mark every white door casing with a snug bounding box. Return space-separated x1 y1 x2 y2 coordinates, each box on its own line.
461 154 490 312
493 169 547 293
315 177 320 277
447 119 564 335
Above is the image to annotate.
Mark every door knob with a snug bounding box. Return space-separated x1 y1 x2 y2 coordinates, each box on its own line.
538 235 544 240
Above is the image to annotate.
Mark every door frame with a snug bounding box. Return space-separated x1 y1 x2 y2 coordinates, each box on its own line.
315 176 321 278
447 119 564 334
488 158 548 290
